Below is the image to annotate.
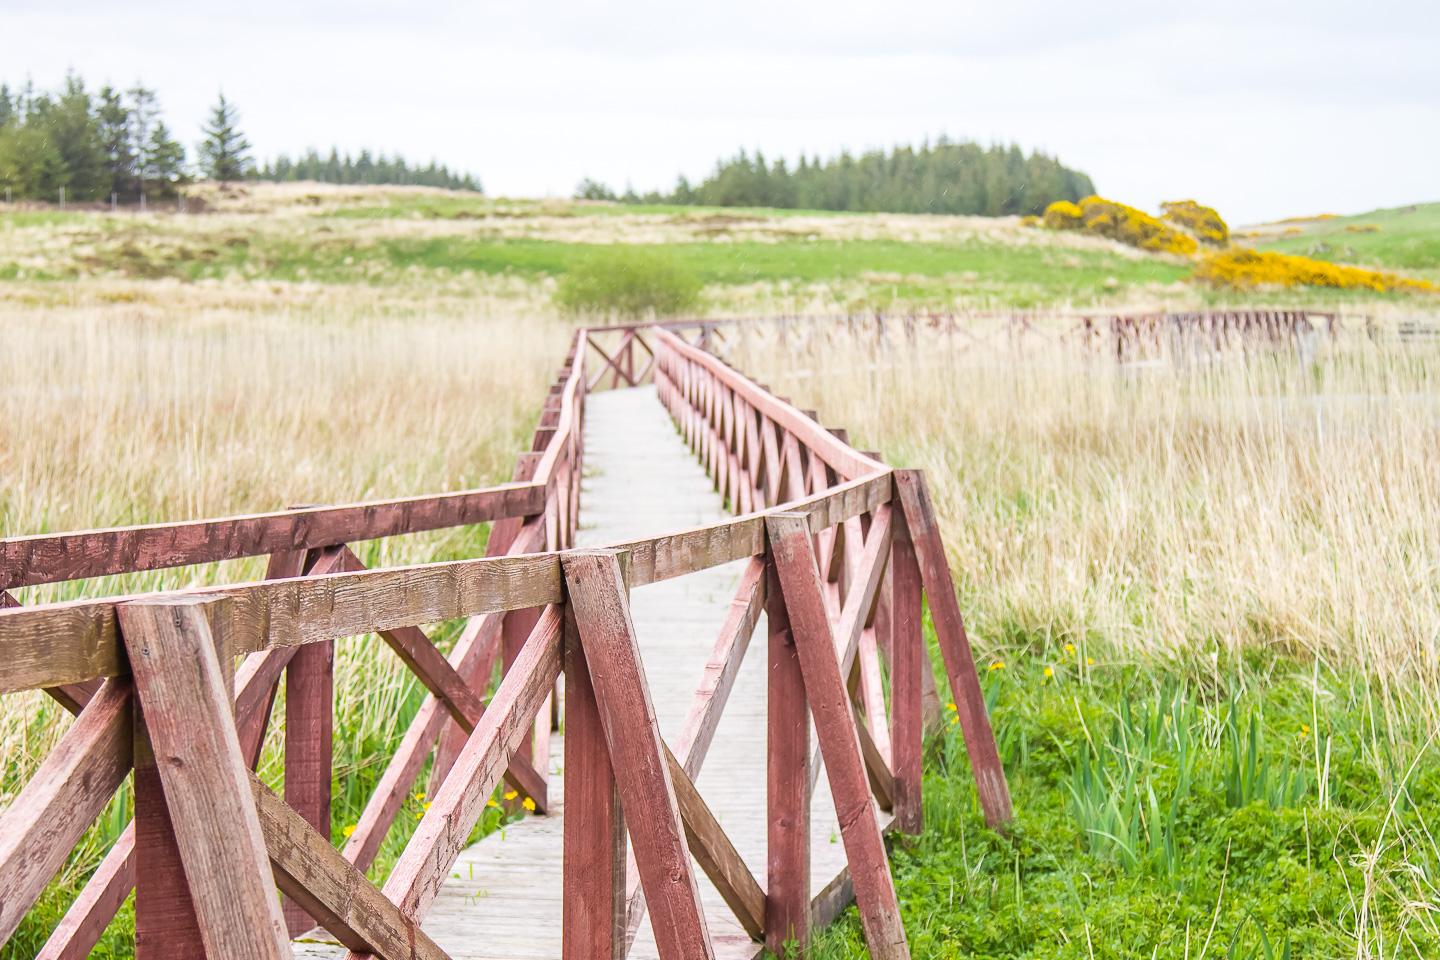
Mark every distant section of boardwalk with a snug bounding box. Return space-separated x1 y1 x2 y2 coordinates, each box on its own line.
297 385 849 960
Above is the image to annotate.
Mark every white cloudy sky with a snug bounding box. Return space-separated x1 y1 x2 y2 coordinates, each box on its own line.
3 1 1436 223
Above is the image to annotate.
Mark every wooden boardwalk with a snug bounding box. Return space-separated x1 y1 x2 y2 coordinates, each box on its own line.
297 386 852 960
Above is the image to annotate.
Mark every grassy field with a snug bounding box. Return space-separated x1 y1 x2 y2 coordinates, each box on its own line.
732 327 1440 958
1249 201 1440 282
1 182 1438 958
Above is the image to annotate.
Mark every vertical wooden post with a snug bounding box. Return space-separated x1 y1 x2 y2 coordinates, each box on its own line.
562 604 626 959
765 551 810 955
562 550 715 960
893 470 1012 828
767 514 909 959
889 502 924 834
119 596 293 960
281 637 333 935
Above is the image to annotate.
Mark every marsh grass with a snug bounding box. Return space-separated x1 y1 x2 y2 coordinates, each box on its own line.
0 299 567 958
738 321 1440 958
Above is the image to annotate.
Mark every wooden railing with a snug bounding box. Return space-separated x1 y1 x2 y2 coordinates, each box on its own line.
0 321 1010 960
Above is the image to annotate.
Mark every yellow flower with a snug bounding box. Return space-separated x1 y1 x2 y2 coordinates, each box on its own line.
423 802 433 812
1064 644 1076 656
504 790 519 801
1086 658 1095 666
1043 666 1054 679
950 716 959 725
343 824 357 838
1301 724 1311 737
413 791 426 802
947 702 958 712
486 798 500 809
522 797 537 812
988 661 1005 671
415 811 424 821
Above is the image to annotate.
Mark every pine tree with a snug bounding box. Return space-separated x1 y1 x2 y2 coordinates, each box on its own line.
197 92 251 182
141 121 186 198
96 85 137 200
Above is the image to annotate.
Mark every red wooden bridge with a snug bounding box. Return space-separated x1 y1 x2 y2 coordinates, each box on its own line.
0 322 1011 959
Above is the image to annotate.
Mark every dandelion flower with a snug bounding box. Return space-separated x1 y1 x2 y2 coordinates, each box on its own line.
522 797 537 812
1043 666 1054 679
1064 643 1076 656
343 824 357 838
947 702 958 711
415 811 424 821
486 798 500 809
413 791 426 802
988 661 1005 671
423 802 432 812
504 790 519 801
1086 658 1095 666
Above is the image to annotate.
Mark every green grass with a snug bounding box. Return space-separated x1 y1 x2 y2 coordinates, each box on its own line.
793 630 1440 959
1255 202 1440 278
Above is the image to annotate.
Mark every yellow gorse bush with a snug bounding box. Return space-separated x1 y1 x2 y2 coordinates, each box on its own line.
1160 199 1229 246
1042 195 1198 255
1193 248 1435 293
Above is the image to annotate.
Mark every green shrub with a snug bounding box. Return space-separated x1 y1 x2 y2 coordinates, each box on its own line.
553 247 702 318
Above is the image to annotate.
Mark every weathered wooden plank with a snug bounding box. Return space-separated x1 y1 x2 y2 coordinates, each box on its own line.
0 551 564 695
0 482 544 591
765 552 810 955
282 634 334 936
562 550 715 960
118 597 292 960
375 606 563 926
0 678 132 945
893 470 1012 828
766 514 908 959
562 604 626 960
251 775 451 960
35 820 133 960
889 500 924 833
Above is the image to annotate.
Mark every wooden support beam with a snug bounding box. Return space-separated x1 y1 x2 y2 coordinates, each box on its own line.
889 500 925 833
0 678 132 946
665 744 766 942
766 514 909 959
562 604 626 960
765 551 810 954
374 606 562 926
562 550 715 960
250 775 451 960
119 597 293 960
893 470 1012 828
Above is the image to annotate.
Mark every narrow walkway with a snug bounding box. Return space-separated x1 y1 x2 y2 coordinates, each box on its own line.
298 386 847 960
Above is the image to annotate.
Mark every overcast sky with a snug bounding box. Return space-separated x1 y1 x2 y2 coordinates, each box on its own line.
3 1 1435 223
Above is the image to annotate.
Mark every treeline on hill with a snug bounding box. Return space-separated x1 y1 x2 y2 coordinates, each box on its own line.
0 77 186 202
0 73 482 203
578 139 1095 216
250 150 480 191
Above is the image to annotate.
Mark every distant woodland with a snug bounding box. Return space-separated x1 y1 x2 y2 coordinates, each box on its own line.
578 139 1096 216
0 74 481 202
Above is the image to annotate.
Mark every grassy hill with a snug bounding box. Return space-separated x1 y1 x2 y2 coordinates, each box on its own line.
1247 201 1440 282
7 181 1431 318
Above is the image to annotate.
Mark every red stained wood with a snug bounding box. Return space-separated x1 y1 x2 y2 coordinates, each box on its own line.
375 606 562 925
766 514 909 959
890 500 925 833
765 552 810 954
0 482 544 591
561 550 715 960
282 636 334 936
35 822 133 960
562 605 626 960
0 678 132 946
119 597 292 960
894 470 1012 828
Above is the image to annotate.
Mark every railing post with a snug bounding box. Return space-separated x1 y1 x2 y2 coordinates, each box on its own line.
765 549 810 954
281 635 333 935
562 602 626 959
890 499 924 834
120 596 292 960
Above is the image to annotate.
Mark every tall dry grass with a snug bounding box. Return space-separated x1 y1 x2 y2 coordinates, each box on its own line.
0 296 568 954
731 321 1440 708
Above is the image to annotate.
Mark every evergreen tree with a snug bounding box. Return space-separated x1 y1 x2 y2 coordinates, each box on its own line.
140 121 186 198
96 85 137 199
198 92 251 182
